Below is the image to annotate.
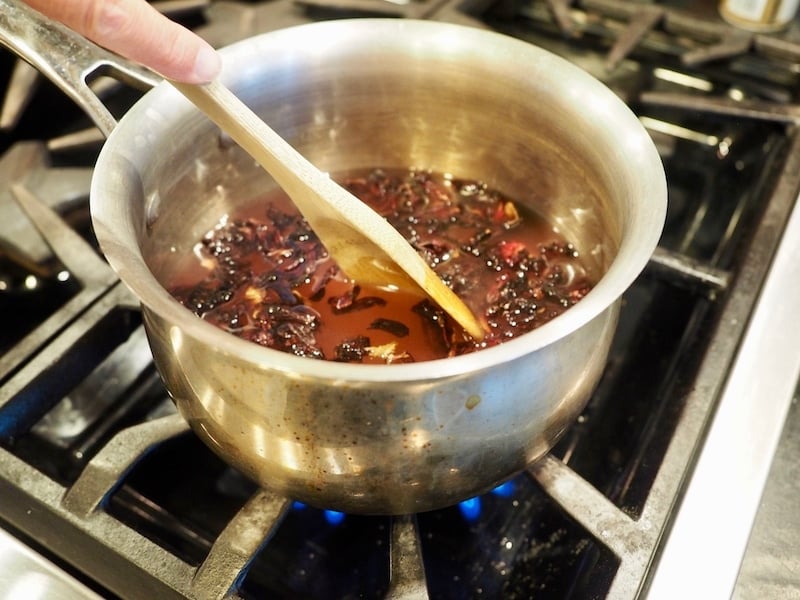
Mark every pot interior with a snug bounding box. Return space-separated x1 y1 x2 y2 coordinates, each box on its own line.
94 20 664 364
139 25 623 284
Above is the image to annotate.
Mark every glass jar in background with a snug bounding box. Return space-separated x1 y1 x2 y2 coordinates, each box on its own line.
719 0 800 31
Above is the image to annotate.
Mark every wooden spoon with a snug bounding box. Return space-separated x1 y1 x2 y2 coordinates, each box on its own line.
171 80 485 341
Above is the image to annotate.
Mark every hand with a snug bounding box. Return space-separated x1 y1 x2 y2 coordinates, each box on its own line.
24 0 221 83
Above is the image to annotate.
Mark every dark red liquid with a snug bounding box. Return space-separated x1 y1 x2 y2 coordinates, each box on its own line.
168 169 594 363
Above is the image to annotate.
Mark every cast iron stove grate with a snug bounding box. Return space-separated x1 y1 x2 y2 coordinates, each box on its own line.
1 1 800 598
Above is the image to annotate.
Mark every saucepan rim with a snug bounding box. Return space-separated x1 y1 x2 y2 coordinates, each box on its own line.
90 18 667 383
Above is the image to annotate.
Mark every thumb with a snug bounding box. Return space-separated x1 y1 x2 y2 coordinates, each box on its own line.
25 0 222 83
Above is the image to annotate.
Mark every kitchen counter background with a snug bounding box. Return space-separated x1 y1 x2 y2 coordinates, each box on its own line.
735 379 800 599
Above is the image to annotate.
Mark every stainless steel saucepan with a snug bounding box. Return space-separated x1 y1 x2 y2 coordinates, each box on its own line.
0 0 667 514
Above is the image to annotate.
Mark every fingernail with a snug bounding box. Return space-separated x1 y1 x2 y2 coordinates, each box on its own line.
192 45 222 83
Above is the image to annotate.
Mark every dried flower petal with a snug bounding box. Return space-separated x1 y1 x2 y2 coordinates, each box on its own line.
170 168 594 363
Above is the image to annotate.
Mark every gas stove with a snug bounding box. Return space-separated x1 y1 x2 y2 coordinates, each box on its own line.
1 1 800 598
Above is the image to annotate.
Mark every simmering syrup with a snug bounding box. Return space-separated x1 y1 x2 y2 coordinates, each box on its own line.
168 169 594 363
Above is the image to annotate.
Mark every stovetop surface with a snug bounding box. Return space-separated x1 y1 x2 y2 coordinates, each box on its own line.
1 1 800 599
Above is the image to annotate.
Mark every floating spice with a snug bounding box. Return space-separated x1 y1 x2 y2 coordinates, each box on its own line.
169 168 594 363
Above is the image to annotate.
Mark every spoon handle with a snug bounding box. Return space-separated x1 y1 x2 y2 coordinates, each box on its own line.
170 79 485 340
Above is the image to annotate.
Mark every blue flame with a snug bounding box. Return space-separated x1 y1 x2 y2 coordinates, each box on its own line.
458 496 482 521
290 502 346 526
324 509 346 526
294 481 515 526
458 481 516 521
491 480 515 497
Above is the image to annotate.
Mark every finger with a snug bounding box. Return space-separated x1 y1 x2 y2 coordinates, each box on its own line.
25 0 221 83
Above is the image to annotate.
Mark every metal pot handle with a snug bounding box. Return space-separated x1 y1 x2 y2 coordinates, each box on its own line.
0 0 162 136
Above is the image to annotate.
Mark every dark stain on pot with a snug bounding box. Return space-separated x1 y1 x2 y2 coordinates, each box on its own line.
465 394 481 410
168 168 594 362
